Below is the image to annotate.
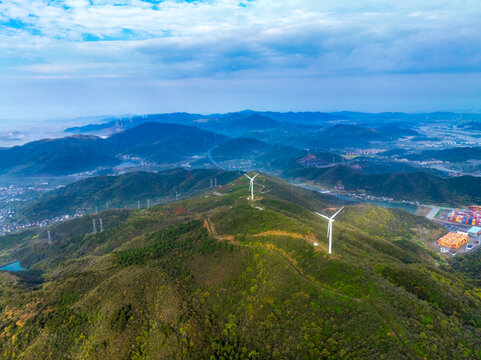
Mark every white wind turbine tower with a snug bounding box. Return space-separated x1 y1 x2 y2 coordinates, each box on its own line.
244 173 258 200
315 206 344 254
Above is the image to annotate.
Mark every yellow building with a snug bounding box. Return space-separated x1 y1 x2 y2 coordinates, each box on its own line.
437 232 469 250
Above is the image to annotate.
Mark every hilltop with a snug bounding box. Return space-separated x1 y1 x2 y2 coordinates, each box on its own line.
0 174 480 359
0 135 119 176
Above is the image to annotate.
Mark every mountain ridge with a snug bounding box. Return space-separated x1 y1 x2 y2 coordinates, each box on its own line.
0 173 479 358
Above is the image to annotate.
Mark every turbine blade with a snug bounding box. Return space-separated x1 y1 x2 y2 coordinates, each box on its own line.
244 174 252 180
331 206 345 219
252 174 258 180
315 212 330 220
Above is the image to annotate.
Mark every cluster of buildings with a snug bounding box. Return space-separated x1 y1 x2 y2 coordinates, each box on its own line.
437 232 470 250
436 226 481 253
343 148 386 156
0 212 82 236
0 181 78 236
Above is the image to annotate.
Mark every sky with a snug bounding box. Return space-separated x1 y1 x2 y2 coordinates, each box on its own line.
1 0 481 120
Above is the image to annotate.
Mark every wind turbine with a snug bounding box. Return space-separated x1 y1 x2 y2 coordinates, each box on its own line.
315 206 344 254
244 173 258 200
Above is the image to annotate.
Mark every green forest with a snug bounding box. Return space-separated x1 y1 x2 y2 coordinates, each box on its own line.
0 174 480 359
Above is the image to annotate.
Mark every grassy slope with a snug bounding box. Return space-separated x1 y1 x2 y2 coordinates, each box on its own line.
0 175 480 359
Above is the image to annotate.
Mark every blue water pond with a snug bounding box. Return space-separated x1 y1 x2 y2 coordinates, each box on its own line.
0 260 25 272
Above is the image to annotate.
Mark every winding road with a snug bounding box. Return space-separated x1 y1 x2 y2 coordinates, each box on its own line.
204 217 419 360
207 146 226 170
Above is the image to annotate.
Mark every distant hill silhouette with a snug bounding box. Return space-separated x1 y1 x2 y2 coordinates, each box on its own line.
0 135 119 176
0 123 227 175
105 122 227 163
284 164 481 205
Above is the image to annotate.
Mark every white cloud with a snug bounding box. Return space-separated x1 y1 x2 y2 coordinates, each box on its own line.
1 0 481 118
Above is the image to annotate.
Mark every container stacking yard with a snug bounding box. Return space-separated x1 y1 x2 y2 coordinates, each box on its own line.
437 232 470 250
448 206 481 226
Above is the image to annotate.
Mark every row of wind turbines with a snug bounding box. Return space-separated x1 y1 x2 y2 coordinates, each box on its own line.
244 172 343 255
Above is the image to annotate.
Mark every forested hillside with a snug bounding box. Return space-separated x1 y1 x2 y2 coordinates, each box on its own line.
284 165 481 205
0 175 480 359
18 169 238 222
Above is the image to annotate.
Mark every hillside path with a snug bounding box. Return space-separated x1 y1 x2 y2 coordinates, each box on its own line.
204 217 419 360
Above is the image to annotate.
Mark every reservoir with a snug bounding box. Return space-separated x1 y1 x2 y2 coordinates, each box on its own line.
0 260 25 272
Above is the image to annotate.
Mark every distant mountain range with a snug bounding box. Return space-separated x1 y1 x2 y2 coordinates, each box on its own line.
65 113 202 135
2 117 421 176
18 168 238 222
199 114 419 150
5 110 481 192
64 110 481 136
284 165 481 205
63 111 333 135
63 111 420 148
0 123 227 176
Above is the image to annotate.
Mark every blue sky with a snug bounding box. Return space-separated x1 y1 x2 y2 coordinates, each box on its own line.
1 0 481 119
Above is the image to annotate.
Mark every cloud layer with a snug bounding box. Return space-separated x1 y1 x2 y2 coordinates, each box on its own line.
1 0 481 118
